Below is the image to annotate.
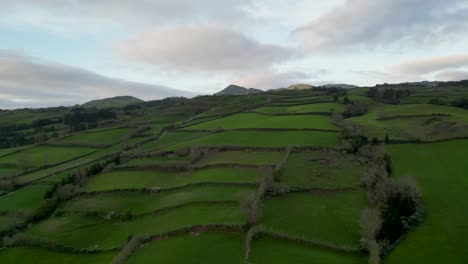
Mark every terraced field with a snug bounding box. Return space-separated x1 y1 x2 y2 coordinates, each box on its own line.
2 86 468 263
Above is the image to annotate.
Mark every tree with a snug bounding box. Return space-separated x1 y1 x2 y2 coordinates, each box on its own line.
384 134 390 144
17 155 33 173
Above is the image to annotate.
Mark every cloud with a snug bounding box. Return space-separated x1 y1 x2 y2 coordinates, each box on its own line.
235 70 315 90
295 0 468 51
435 70 468 81
392 55 468 75
118 26 296 72
0 51 194 109
0 0 254 31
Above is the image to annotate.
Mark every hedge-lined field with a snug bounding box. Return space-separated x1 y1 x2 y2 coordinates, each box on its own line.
387 140 468 264
58 128 133 145
0 145 95 169
0 183 52 212
124 155 190 167
187 113 338 130
84 167 262 191
281 151 365 189
127 232 244 264
61 185 255 215
262 191 366 248
254 102 345 114
0 247 116 264
25 203 244 249
249 236 365 264
133 131 210 152
165 130 340 150
196 151 284 166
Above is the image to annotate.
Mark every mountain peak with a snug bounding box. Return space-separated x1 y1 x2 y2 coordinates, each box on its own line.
215 84 263 95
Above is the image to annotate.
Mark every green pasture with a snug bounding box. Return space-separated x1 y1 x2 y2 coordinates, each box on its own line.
0 183 52 212
281 151 365 189
387 140 468 263
0 247 116 264
58 128 133 145
84 167 262 191
61 185 255 215
187 113 338 130
0 167 21 178
124 155 190 167
0 145 95 169
197 151 283 166
277 96 331 102
165 130 340 150
253 103 345 114
262 191 366 248
249 236 365 264
127 232 244 264
133 131 210 152
25 203 244 249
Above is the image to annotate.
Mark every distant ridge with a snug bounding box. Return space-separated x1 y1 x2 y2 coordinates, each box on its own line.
215 84 263 95
287 84 315 90
323 84 358 89
82 96 144 108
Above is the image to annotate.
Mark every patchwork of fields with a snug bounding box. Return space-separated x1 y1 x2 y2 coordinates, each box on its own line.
1 87 468 263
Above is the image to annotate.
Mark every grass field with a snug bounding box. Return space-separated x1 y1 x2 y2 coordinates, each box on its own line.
253 103 345 114
165 130 340 150
0 247 116 264
61 185 255 215
124 155 190 167
58 128 133 145
127 232 244 264
346 103 468 141
133 131 210 152
281 151 365 189
0 167 21 178
278 96 331 102
0 183 52 213
187 113 338 130
196 151 283 166
25 203 244 249
84 167 262 191
386 140 468 263
249 236 365 264
262 191 366 248
0 145 95 169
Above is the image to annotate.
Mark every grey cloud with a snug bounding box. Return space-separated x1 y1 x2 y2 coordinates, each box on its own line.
118 26 296 72
295 0 468 51
392 55 468 75
435 70 468 81
0 0 254 30
0 51 195 109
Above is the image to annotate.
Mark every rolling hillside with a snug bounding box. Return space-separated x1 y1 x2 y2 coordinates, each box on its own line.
1 82 468 263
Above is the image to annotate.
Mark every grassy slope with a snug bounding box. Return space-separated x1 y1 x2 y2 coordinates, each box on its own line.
262 191 366 248
25 203 244 249
59 128 133 145
0 183 51 212
84 167 262 191
61 185 255 215
187 113 338 130
387 140 468 263
249 237 365 264
197 151 283 166
0 247 116 264
281 151 365 189
166 131 339 150
254 103 345 114
127 232 244 264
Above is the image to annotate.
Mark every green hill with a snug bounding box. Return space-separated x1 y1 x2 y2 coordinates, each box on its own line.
82 96 144 108
1 81 468 263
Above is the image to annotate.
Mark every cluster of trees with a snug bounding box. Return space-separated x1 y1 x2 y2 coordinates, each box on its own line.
63 108 116 132
359 147 423 263
366 87 411 104
0 116 62 148
429 98 468 110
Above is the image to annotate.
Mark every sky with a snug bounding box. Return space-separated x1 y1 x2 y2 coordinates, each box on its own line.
1 0 468 109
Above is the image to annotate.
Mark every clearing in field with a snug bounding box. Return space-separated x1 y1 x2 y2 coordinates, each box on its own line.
127 232 244 264
84 167 262 191
262 191 366 248
386 140 468 264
